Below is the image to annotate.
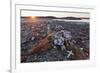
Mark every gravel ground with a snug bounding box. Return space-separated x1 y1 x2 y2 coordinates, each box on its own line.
25 48 69 62
21 17 89 63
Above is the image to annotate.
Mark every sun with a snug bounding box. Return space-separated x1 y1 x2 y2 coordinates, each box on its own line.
31 16 36 19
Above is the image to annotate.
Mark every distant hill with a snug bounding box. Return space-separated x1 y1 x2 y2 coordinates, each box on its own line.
21 16 89 20
61 17 82 20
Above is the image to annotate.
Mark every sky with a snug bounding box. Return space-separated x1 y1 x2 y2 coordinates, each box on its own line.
21 10 90 18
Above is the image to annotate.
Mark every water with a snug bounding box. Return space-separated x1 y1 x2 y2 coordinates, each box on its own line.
53 19 89 22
